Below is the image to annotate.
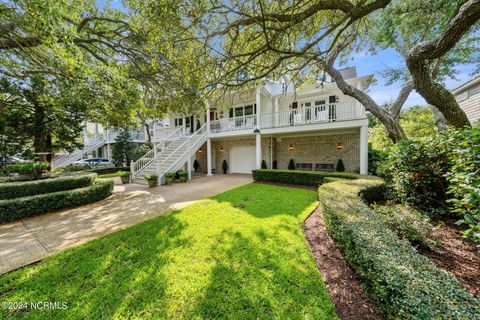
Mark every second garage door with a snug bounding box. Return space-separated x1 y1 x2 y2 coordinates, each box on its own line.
230 146 256 174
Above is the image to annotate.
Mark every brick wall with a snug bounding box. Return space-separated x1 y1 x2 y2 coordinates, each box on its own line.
275 132 360 172
194 131 360 173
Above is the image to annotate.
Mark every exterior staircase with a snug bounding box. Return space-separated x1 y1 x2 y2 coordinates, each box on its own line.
131 124 208 184
52 134 105 169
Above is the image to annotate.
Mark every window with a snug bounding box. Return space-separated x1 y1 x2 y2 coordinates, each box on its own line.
469 84 480 97
455 91 468 102
315 100 326 111
228 104 257 118
174 118 183 127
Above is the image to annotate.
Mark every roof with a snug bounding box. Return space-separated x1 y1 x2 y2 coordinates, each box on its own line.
451 75 480 94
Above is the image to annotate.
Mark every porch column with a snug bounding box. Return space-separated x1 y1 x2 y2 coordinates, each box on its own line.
207 138 213 176
274 97 279 127
83 121 88 143
256 87 261 128
360 125 368 175
255 129 262 169
107 143 111 159
153 122 157 140
187 156 192 180
206 107 211 133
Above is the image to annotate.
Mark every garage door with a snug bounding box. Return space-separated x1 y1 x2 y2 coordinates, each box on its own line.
230 146 256 174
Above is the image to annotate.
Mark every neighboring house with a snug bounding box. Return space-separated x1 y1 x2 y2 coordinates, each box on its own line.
127 67 371 182
452 76 480 124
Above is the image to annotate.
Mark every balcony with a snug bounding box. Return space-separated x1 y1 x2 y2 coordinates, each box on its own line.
209 102 365 134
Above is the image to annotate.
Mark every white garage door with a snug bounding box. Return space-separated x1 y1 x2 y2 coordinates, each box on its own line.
230 146 256 174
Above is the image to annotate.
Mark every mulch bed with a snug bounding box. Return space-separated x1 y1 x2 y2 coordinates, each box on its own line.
420 221 480 298
254 181 318 191
304 206 383 320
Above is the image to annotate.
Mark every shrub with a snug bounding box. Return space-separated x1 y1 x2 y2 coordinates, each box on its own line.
319 178 480 319
272 160 277 169
383 140 448 211
336 159 345 172
222 160 228 173
439 128 480 243
0 173 96 200
5 162 50 179
372 204 435 248
252 169 359 186
177 171 188 178
58 164 87 172
261 160 267 169
0 179 114 223
368 145 388 175
193 159 200 172
89 167 130 175
163 172 174 179
288 159 295 170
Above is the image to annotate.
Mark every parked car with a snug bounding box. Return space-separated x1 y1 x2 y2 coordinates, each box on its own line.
73 158 114 169
0 156 26 166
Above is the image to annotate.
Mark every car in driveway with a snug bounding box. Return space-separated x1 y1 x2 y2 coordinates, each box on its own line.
73 158 114 169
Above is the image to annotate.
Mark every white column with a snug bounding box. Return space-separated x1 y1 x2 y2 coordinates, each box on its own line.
153 122 157 140
107 143 111 159
95 123 99 136
206 138 213 176
187 156 192 180
274 97 279 127
256 88 261 128
83 121 88 142
360 125 368 175
256 132 262 169
206 107 211 133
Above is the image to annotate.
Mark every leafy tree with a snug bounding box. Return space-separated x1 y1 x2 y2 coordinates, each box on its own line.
112 129 135 166
370 106 438 152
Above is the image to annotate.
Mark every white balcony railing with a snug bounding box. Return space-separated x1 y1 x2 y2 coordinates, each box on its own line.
210 114 257 133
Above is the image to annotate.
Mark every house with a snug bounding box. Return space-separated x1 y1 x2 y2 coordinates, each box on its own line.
55 67 371 182
452 76 480 124
127 68 371 182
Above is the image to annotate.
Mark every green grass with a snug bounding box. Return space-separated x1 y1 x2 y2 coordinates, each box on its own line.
0 184 336 319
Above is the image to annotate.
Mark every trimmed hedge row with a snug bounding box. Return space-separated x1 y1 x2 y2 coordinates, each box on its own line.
0 173 96 200
0 179 114 223
319 177 480 319
252 169 359 186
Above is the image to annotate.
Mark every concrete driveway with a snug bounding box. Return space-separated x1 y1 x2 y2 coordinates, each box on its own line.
0 174 252 275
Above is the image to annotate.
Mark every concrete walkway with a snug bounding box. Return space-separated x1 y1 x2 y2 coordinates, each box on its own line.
0 174 252 275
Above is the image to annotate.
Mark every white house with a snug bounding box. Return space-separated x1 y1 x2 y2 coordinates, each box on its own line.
452 76 480 124
54 67 371 183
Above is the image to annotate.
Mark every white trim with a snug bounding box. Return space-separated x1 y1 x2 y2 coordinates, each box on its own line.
360 125 368 175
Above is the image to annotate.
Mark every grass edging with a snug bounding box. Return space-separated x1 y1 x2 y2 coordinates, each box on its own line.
318 177 480 319
252 169 359 186
0 173 96 200
0 179 114 223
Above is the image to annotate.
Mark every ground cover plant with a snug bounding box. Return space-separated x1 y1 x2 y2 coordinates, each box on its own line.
0 184 337 319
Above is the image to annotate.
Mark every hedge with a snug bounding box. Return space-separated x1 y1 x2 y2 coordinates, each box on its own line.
319 177 480 319
252 169 359 186
0 179 114 223
89 167 130 175
0 173 96 200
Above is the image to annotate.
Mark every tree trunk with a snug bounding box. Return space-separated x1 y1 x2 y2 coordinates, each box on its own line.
431 106 448 132
144 122 152 144
324 64 407 143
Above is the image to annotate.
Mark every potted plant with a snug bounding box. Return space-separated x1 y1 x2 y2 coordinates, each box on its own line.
144 173 158 188
261 160 267 169
288 159 295 170
164 172 175 185
336 159 345 172
193 160 200 172
118 171 131 184
178 170 188 182
222 160 228 174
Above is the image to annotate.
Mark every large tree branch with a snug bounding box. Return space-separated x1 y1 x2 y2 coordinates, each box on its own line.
390 78 413 120
406 0 480 127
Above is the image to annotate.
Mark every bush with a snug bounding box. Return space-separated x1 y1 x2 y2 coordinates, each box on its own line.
336 159 345 172
0 179 114 223
5 162 50 179
372 204 435 248
0 173 96 200
89 167 130 175
368 145 388 175
319 178 480 319
58 164 88 173
288 159 295 170
261 160 267 169
439 128 480 243
252 169 359 186
383 139 448 211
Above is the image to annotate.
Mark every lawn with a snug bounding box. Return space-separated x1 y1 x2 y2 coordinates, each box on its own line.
0 184 336 319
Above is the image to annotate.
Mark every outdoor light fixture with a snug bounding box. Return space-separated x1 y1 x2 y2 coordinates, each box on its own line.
253 128 260 134
336 142 345 150
198 149 203 153
220 146 224 152
289 144 294 151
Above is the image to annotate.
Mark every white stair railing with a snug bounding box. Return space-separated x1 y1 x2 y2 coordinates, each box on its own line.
52 134 105 168
131 127 184 178
157 123 208 177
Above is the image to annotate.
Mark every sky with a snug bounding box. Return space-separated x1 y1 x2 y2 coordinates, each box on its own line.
351 48 475 107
